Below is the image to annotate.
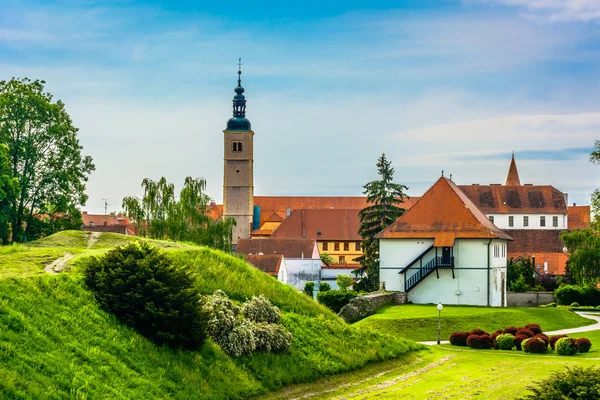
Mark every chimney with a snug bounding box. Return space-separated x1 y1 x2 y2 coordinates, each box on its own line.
573 202 576 206
564 193 568 206
82 211 88 215
209 202 215 209
286 207 291 217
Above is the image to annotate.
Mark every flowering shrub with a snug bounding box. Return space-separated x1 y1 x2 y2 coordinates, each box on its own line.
449 332 470 346
550 334 568 350
556 337 578 356
496 333 515 350
525 336 547 353
241 294 281 324
576 338 592 353
503 326 518 335
223 319 256 357
204 290 293 357
516 329 534 338
524 324 543 335
470 328 488 336
467 334 494 349
514 334 528 351
252 322 293 353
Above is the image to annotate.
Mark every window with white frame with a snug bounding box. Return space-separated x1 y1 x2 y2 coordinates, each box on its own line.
523 216 529 227
553 216 558 227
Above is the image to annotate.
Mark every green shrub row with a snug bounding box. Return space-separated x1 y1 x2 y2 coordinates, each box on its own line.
555 284 600 306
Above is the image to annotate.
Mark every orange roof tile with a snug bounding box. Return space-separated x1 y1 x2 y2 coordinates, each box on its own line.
458 185 567 214
505 154 521 186
264 212 284 223
270 209 362 241
377 177 512 241
246 254 282 276
568 205 590 229
81 212 131 227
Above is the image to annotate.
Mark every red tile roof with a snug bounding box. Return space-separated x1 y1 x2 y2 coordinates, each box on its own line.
505 154 522 186
270 209 362 241
457 185 567 214
568 205 590 229
246 254 283 276
377 177 512 242
236 238 317 259
81 212 131 226
505 230 565 253
322 263 361 270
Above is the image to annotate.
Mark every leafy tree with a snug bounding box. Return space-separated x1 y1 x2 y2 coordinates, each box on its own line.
336 274 354 291
122 176 235 251
84 242 207 349
355 153 408 291
0 144 18 244
0 78 94 242
507 257 536 291
561 229 600 285
320 252 335 265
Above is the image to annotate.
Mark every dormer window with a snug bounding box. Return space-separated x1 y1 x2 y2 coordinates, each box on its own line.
232 141 243 152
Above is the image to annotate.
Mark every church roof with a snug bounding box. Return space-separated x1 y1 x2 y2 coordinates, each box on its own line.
270 208 362 241
505 154 521 186
376 177 512 243
457 185 567 214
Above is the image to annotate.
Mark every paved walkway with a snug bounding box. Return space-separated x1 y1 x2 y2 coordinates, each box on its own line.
420 311 600 346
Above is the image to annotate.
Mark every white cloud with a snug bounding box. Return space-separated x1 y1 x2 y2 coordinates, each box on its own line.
472 0 600 22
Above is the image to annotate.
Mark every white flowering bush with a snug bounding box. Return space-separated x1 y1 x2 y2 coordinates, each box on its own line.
203 290 240 349
223 319 256 357
241 294 281 324
203 290 292 357
251 322 293 353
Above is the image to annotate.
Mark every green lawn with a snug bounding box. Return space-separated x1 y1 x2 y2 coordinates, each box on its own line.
354 304 595 341
261 345 600 399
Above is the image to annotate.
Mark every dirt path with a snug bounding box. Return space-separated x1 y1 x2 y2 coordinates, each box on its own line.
44 252 74 274
87 232 101 249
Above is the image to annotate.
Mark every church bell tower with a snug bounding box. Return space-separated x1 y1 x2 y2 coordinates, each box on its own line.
223 59 254 246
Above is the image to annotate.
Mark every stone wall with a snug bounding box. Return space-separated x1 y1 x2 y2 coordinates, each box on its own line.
339 291 406 323
507 291 555 307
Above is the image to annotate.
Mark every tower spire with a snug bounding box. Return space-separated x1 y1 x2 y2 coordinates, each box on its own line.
505 153 521 186
232 58 246 118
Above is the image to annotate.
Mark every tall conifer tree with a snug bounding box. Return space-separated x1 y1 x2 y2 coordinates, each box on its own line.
355 153 408 291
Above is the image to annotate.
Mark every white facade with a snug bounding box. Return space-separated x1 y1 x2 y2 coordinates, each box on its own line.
285 258 322 290
380 238 507 307
277 257 288 284
487 213 567 230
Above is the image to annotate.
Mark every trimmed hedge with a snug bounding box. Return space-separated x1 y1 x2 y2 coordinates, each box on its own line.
556 337 578 356
524 324 542 335
466 334 494 349
516 329 534 338
496 333 515 350
576 338 592 353
503 326 518 335
555 284 600 306
524 336 547 353
550 334 568 350
470 328 488 336
316 290 357 313
449 331 470 346
514 334 529 351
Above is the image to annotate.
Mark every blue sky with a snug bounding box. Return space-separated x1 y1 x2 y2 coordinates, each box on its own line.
1 0 599 213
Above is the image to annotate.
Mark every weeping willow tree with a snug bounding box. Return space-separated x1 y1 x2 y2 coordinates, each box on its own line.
122 177 235 251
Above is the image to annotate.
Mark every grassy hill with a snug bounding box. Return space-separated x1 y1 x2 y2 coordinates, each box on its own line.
0 231 423 399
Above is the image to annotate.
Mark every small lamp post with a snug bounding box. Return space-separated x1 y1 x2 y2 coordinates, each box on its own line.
437 302 443 344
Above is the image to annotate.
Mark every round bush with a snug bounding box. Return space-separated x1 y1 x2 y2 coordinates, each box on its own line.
467 334 494 349
521 338 531 352
251 322 293 353
490 331 502 349
522 366 600 399
550 334 568 350
503 326 518 335
241 294 281 324
576 338 592 353
319 282 331 292
203 289 240 348
84 242 207 350
223 319 256 357
449 331 470 346
571 302 580 308
514 334 528 351
534 334 549 347
470 328 488 336
496 333 515 350
516 329 534 338
525 324 543 335
525 336 547 353
556 337 578 356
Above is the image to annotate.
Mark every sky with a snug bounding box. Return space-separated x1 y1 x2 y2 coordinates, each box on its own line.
1 0 599 213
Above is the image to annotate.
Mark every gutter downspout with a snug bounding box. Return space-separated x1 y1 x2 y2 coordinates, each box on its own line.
487 239 492 307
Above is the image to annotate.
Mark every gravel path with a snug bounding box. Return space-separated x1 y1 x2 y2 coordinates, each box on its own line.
44 252 74 274
420 311 600 346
